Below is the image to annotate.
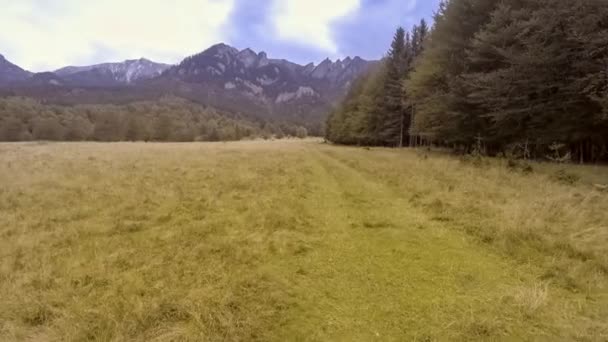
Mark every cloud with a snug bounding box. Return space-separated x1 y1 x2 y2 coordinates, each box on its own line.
271 0 360 54
223 0 338 65
0 0 234 71
0 0 440 71
226 0 437 64
332 0 436 60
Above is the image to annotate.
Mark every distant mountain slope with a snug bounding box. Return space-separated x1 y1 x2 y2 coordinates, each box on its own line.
153 44 374 126
55 58 171 86
0 54 32 85
0 44 375 132
161 43 372 103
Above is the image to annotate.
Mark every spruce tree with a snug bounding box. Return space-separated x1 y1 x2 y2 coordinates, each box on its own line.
373 27 408 146
327 0 608 160
465 0 608 160
407 0 499 148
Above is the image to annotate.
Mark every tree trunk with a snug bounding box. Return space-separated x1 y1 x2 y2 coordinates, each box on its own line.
399 112 404 148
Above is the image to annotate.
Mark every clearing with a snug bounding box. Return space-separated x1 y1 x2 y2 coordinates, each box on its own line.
1 140 607 341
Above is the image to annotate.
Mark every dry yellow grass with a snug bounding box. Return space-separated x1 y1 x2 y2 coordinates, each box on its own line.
0 140 607 341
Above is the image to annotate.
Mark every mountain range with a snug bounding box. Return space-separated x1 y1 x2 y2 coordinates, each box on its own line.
0 44 375 129
55 58 171 86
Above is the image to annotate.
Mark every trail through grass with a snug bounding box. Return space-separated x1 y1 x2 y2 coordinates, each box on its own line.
0 141 607 341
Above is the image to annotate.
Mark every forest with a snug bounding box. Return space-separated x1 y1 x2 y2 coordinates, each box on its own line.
326 0 608 163
0 96 308 142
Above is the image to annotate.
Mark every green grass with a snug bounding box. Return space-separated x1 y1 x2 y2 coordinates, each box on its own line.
0 140 607 341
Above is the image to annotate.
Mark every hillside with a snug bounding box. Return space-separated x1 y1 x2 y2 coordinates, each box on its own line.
0 54 31 85
0 45 374 135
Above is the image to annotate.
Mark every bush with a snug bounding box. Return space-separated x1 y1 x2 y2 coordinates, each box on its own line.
507 159 534 174
295 127 308 139
551 169 580 185
460 154 487 167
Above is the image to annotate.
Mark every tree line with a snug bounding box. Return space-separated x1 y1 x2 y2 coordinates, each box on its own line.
0 96 308 142
326 0 608 163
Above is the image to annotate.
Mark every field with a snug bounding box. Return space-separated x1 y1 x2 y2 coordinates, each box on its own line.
1 140 607 341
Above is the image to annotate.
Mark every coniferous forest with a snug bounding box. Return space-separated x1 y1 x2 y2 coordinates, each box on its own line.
326 0 608 163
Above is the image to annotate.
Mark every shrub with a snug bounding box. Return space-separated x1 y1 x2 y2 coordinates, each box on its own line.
551 169 580 185
460 154 486 167
507 159 534 174
295 127 308 139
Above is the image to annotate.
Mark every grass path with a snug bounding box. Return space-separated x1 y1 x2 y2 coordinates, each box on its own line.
273 147 555 341
0 141 606 341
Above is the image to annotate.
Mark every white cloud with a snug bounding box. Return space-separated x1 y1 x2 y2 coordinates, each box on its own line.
0 0 235 71
272 0 360 54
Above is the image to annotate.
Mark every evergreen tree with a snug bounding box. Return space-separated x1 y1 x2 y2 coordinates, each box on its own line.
152 114 173 141
326 63 388 145
465 0 608 160
0 116 29 141
407 0 499 148
327 23 425 147
328 0 608 162
411 19 428 57
125 117 143 141
373 27 409 146
32 116 65 141
404 19 430 146
64 115 94 141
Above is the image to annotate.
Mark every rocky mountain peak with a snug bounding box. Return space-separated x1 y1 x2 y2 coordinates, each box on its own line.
240 48 256 55
156 43 374 119
204 43 239 57
311 58 334 79
237 48 259 68
257 52 269 67
302 63 315 75
54 58 170 85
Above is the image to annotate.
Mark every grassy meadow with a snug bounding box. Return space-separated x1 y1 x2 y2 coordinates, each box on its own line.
0 140 607 341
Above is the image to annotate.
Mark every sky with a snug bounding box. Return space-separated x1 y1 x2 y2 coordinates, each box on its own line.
0 0 440 72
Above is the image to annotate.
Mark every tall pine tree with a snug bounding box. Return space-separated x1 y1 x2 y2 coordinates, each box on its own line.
372 27 409 146
407 0 499 149
465 0 608 161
